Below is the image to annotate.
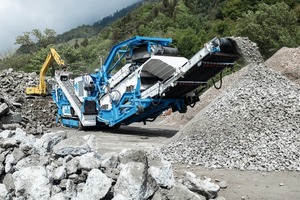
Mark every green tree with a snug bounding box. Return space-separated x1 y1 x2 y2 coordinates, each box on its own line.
236 2 300 58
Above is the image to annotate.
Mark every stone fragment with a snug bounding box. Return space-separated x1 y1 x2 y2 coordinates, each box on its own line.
114 162 158 199
148 158 175 189
0 103 9 116
66 158 79 175
219 181 228 189
0 184 11 200
53 166 67 180
152 183 206 200
76 152 101 170
53 136 91 156
3 173 15 192
182 171 220 199
75 169 112 200
119 148 147 165
34 131 66 155
12 166 51 199
101 151 119 169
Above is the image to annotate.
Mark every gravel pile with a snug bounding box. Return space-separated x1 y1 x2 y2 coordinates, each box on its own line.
265 46 300 84
0 68 56 134
161 64 300 171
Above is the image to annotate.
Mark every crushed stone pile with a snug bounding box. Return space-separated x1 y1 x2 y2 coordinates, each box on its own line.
0 68 56 134
265 46 300 84
161 64 300 172
0 128 227 200
160 36 264 129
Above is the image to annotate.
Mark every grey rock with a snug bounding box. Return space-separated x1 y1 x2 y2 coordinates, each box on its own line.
11 148 25 162
219 181 228 189
15 154 49 171
50 193 68 200
0 103 9 116
215 196 226 200
3 173 15 192
66 158 79 175
152 183 206 200
0 183 12 200
119 148 147 165
0 162 4 175
148 158 175 189
182 171 220 199
75 169 112 200
101 151 119 169
112 194 128 200
76 152 101 170
53 136 91 156
34 131 67 155
114 162 158 200
53 166 67 180
5 154 15 173
12 166 51 199
66 179 76 198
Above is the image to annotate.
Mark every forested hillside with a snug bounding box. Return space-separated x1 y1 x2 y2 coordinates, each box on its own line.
0 0 299 75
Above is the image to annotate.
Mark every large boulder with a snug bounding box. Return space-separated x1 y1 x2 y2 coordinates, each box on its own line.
34 131 66 156
12 166 51 199
119 148 147 165
114 162 158 199
75 169 112 200
53 136 91 156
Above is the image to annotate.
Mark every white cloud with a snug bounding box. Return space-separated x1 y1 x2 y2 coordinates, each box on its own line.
0 0 140 53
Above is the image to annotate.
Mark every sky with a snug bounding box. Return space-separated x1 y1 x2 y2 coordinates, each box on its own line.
0 0 140 54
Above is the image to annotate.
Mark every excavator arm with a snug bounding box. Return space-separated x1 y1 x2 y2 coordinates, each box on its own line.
26 48 65 95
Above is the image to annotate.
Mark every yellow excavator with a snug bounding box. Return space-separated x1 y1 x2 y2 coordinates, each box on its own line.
25 48 65 95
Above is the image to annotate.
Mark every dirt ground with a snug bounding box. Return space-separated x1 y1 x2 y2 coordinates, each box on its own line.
50 119 300 200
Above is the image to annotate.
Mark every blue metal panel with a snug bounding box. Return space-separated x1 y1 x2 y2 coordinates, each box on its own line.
61 118 79 128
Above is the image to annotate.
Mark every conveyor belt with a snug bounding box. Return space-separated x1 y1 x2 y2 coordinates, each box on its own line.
164 52 239 98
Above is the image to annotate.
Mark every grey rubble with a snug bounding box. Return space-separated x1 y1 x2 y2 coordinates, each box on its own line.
0 69 56 134
0 129 226 199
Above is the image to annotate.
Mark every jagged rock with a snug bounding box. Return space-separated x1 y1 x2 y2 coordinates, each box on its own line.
66 158 79 175
0 183 11 200
182 172 220 199
114 162 158 199
214 196 226 200
15 154 49 171
53 166 67 180
75 169 112 200
112 194 128 200
4 154 15 173
148 158 175 189
65 179 76 198
12 166 51 199
0 162 4 175
119 148 147 165
11 148 25 162
0 103 9 116
53 136 91 156
2 173 15 192
34 131 67 155
76 152 101 170
50 193 68 200
101 151 119 169
152 183 206 200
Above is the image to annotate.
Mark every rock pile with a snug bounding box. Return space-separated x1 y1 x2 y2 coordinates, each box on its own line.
161 64 300 171
0 128 226 200
0 68 56 134
265 46 300 84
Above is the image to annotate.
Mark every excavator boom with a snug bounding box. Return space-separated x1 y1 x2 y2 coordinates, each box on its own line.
25 48 65 95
